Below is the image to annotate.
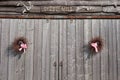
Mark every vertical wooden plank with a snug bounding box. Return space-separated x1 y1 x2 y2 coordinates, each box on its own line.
45 20 50 80
92 19 101 80
42 20 51 80
0 19 9 80
41 19 47 80
59 20 63 80
33 19 42 80
67 20 76 80
50 20 59 80
100 20 109 80
25 19 34 80
0 19 2 64
108 19 114 80
84 19 93 80
8 19 18 80
112 20 118 80
59 20 67 80
117 20 120 80
76 20 84 80
15 19 26 80
107 19 118 80
0 19 2 80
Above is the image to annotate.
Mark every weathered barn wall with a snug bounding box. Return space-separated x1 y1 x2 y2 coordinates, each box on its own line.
2 1 120 18
0 19 120 80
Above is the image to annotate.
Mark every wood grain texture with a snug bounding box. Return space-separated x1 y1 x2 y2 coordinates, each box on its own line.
0 20 2 79
0 19 9 80
0 19 119 80
15 19 26 80
25 19 34 80
33 19 42 80
50 20 59 80
8 19 18 80
44 20 50 80
100 20 109 80
117 20 120 80
41 20 51 80
111 20 118 80
1 1 120 16
0 19 2 64
59 20 63 80
75 20 84 80
59 20 68 80
0 1 120 6
92 20 101 80
67 20 76 80
108 20 114 80
84 19 93 80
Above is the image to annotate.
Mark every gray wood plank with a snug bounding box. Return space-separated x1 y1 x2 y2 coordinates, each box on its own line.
117 20 120 80
67 20 76 80
0 19 2 80
41 20 47 80
50 20 59 80
111 20 118 80
33 19 43 80
92 19 101 80
59 20 62 80
108 19 114 80
0 19 9 80
59 20 68 80
12 19 20 80
100 20 109 80
8 19 18 80
41 20 51 80
25 19 34 80
84 19 93 80
45 20 50 80
75 20 85 80
15 19 26 80
0 19 2 64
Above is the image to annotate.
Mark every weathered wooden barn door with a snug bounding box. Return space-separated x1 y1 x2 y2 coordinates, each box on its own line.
58 20 90 80
0 0 120 80
0 19 120 80
58 19 120 80
0 19 59 80
33 19 59 80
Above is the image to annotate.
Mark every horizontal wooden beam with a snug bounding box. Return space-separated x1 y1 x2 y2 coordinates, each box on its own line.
0 6 119 14
0 1 120 18
0 1 120 6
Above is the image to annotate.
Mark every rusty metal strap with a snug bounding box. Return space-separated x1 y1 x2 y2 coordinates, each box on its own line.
0 15 120 19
